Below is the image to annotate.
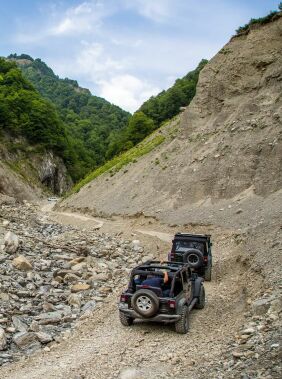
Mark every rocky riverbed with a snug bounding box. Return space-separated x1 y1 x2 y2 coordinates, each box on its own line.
0 199 148 366
0 197 281 378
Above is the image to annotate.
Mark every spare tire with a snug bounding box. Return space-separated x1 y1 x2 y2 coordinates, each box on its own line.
183 248 204 268
131 289 159 318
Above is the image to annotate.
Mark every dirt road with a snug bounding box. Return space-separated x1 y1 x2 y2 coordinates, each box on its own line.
0 205 262 379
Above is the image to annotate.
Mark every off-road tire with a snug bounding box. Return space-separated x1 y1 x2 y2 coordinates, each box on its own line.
175 305 189 334
195 285 205 309
119 311 133 326
183 249 204 269
204 265 212 281
131 289 159 318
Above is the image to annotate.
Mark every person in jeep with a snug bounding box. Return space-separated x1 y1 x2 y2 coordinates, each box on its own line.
141 271 170 296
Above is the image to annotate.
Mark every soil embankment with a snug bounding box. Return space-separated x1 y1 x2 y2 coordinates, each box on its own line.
61 17 282 221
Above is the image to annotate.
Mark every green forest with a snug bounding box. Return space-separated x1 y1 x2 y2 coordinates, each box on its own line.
0 57 96 180
3 54 207 185
8 54 131 178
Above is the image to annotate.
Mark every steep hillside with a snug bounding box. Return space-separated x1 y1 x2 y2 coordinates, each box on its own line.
62 15 282 220
9 55 130 175
0 58 75 198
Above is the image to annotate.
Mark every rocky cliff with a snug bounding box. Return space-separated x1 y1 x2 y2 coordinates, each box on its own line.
0 136 72 200
62 16 282 220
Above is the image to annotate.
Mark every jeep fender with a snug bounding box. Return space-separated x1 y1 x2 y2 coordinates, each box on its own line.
193 277 204 297
176 297 187 313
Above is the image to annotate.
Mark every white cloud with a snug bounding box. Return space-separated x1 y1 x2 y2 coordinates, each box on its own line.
14 1 114 43
50 1 105 36
123 0 172 23
98 74 160 112
77 41 126 78
11 0 264 114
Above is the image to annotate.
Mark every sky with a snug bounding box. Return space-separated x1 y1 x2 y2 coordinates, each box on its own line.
0 0 279 113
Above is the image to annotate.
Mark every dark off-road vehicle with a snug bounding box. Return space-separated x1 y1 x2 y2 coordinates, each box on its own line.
169 233 213 281
118 261 205 334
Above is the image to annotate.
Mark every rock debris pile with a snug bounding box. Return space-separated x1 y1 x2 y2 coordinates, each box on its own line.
191 292 282 379
0 201 147 365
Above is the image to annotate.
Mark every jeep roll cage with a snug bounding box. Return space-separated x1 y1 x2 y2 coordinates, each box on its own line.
128 260 192 298
172 233 212 255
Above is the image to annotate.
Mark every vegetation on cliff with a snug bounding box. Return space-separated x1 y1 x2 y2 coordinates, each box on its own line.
9 54 130 167
235 3 281 35
0 58 93 181
9 54 207 184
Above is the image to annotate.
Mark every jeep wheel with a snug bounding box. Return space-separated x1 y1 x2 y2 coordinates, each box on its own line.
183 249 204 269
195 285 205 309
119 311 133 326
175 305 189 334
131 289 159 318
204 265 212 281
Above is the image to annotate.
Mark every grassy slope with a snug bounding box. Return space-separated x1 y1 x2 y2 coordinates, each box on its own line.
70 115 180 194
71 134 165 194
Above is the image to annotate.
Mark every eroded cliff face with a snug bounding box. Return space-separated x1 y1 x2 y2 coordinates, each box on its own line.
0 138 72 200
0 162 40 201
62 17 282 219
30 152 72 195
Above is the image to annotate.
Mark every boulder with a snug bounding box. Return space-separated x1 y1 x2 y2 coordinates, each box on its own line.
12 316 28 332
81 300 96 315
71 283 91 293
0 328 7 350
13 332 39 350
68 293 81 308
71 262 87 271
64 273 80 283
252 297 273 315
4 231 19 254
35 311 62 325
69 257 85 266
35 332 53 344
119 368 143 379
12 255 32 271
91 272 110 281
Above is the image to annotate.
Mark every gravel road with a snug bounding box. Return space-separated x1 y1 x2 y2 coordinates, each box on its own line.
0 205 257 379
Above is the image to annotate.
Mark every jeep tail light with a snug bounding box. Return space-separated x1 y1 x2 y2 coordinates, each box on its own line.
168 299 176 309
169 251 175 260
203 256 208 263
120 294 129 302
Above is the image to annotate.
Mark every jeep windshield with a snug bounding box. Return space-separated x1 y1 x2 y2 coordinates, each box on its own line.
175 241 204 253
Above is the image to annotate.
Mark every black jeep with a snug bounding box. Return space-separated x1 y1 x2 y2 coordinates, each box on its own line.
168 233 212 281
118 261 205 334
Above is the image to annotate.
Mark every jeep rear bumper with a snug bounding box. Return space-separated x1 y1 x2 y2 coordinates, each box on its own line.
120 309 181 323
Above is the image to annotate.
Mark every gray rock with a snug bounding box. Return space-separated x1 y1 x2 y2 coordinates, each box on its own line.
35 311 62 325
12 316 28 332
13 332 39 350
4 231 19 254
68 293 81 308
35 332 53 344
81 300 96 315
252 297 273 315
241 327 255 335
0 328 7 350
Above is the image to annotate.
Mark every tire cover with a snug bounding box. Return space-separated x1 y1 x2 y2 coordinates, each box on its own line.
183 248 204 268
131 289 159 317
